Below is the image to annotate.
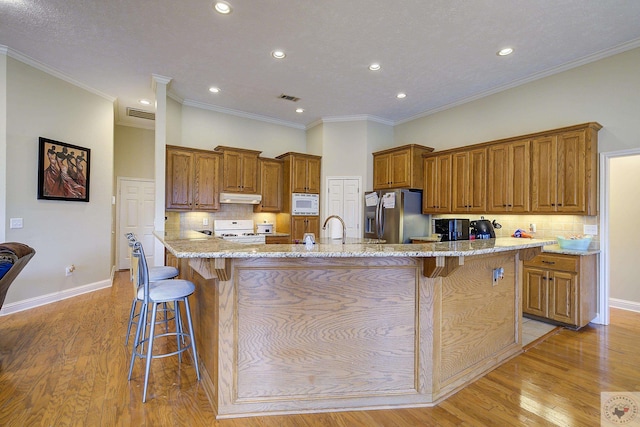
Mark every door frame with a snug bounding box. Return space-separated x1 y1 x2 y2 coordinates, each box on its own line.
324 176 362 238
599 147 640 325
115 177 155 272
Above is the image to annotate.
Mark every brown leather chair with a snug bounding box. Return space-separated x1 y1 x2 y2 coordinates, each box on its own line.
0 243 36 311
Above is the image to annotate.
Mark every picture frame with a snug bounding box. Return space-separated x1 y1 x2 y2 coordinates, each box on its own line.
37 137 90 202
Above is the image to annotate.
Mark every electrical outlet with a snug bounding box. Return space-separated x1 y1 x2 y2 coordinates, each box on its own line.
584 224 598 235
10 218 23 229
203 218 209 226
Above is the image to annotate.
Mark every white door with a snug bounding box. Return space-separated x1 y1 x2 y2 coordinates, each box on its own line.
117 178 156 270
326 177 361 239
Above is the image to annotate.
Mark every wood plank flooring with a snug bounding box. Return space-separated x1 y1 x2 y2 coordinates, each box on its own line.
1 271 638 426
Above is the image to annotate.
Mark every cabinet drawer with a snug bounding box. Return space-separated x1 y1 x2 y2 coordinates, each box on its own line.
524 254 578 273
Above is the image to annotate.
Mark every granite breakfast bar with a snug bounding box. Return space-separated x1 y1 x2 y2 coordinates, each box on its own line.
157 231 554 419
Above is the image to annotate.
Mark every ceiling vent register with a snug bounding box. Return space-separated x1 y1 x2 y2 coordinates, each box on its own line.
278 94 300 102
126 107 156 120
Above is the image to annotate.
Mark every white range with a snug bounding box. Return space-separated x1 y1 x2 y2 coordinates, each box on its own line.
213 219 265 244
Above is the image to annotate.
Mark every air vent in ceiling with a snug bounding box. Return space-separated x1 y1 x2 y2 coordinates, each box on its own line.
126 107 156 120
278 93 300 102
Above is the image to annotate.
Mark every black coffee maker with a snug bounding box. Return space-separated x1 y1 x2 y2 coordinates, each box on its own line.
433 218 470 241
470 216 501 239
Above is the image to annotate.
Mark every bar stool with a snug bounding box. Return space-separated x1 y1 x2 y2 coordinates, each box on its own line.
124 233 179 345
128 241 200 402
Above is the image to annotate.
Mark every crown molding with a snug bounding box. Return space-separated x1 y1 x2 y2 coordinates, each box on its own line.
396 37 640 126
1 45 115 102
151 74 172 92
182 98 306 130
319 114 394 126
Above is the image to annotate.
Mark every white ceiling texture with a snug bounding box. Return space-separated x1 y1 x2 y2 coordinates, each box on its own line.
2 0 640 129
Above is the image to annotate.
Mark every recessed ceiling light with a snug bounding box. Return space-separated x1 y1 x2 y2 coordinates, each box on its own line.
369 63 381 71
214 1 232 14
209 87 220 93
497 47 514 56
139 99 151 105
396 92 407 99
272 50 286 59
295 108 304 113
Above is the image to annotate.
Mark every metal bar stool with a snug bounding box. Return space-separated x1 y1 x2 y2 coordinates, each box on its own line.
124 233 179 345
128 241 200 402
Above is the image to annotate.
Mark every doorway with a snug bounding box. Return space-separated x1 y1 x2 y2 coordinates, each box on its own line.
600 149 640 325
324 177 362 239
116 177 156 270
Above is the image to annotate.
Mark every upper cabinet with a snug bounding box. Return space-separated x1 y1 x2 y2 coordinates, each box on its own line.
373 144 434 190
422 154 451 214
277 152 322 195
254 157 283 213
214 146 261 194
531 123 601 215
451 148 486 213
166 146 221 211
487 139 530 213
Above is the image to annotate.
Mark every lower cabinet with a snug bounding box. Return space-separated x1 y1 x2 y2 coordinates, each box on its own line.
265 235 290 244
523 253 597 329
291 216 319 243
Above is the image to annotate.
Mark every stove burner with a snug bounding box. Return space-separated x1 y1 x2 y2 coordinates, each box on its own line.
242 233 259 236
220 233 238 237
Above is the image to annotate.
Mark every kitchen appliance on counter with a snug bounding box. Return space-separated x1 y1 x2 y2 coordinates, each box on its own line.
364 189 430 244
470 216 501 239
213 219 266 244
256 223 273 234
432 218 470 241
291 193 319 216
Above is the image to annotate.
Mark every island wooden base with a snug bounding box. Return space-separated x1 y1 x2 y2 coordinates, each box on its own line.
182 250 532 419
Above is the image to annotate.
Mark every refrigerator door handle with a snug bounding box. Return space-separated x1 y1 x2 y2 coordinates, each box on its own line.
376 197 385 239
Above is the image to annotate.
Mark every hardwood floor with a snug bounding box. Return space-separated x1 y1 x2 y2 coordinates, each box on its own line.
1 271 638 426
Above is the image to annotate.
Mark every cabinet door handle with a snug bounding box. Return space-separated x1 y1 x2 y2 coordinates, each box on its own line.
542 260 556 265
557 203 563 206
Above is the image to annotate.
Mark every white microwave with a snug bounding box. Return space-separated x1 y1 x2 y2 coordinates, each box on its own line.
291 193 319 216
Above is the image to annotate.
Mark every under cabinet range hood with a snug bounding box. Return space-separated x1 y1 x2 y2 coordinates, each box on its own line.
219 192 262 205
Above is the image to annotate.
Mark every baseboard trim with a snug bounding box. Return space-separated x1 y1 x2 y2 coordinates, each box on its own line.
609 298 640 313
0 279 112 316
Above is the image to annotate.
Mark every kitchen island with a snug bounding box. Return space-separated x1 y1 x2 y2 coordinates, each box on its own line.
157 231 554 419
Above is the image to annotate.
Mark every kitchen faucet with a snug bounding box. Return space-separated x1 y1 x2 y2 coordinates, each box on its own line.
322 215 346 244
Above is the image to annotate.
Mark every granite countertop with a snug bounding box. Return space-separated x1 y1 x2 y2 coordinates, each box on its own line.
542 243 600 256
156 230 555 259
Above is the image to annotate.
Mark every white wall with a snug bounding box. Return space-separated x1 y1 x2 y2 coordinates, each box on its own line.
3 57 113 306
114 125 155 180
366 120 394 191
0 52 7 243
180 105 306 158
395 47 640 154
609 155 640 303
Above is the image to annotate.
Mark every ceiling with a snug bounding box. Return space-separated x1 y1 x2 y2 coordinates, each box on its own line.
2 0 640 130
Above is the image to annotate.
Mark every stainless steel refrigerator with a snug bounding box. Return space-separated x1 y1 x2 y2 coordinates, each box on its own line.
363 189 431 243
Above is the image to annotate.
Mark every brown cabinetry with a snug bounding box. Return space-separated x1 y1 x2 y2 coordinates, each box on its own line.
214 146 260 194
531 123 601 214
523 253 597 328
487 139 530 213
276 152 322 241
452 148 486 213
290 216 320 243
285 154 321 194
166 146 221 211
254 158 283 213
265 235 290 244
373 144 433 190
422 154 452 213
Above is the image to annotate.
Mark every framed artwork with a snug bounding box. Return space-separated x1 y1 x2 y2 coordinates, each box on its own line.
37 137 91 202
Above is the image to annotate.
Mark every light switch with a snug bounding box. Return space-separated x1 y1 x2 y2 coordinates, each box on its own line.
10 218 23 229
584 224 598 235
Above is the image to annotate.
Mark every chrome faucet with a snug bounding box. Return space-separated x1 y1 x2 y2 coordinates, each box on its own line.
322 215 346 244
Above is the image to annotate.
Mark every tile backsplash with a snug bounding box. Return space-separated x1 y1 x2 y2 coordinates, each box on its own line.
165 204 278 233
433 214 599 248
